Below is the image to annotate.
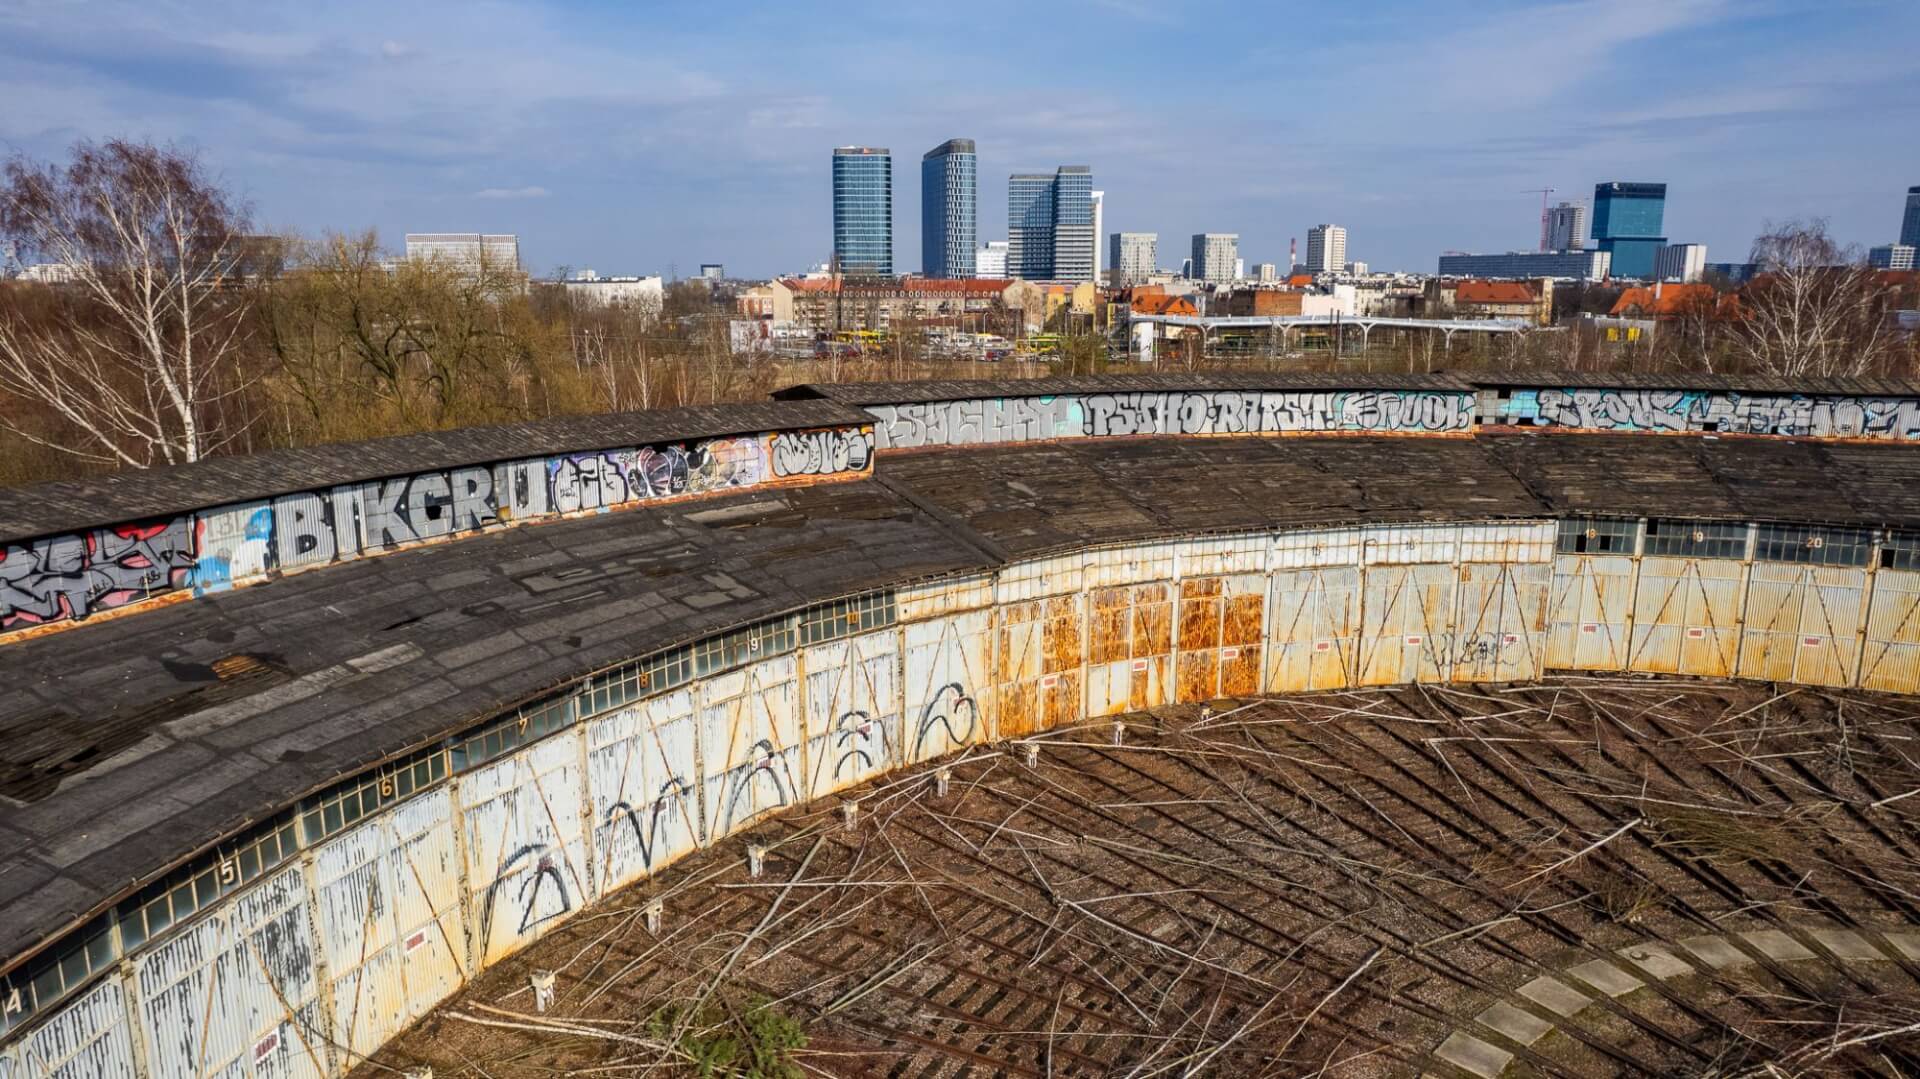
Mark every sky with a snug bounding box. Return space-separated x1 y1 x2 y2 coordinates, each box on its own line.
2 0 1916 279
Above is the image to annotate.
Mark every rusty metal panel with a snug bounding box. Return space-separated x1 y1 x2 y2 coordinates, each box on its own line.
994 596 1083 737
903 610 990 762
1630 557 1743 677
1356 563 1454 685
1738 562 1806 682
586 690 699 897
3 976 136 1079
1083 540 1176 589
1267 567 1358 692
1088 584 1173 717
700 656 801 842
1546 555 1634 670
1177 533 1267 578
312 790 465 1063
1175 574 1264 701
1457 521 1554 564
134 865 327 1079
1362 524 1458 566
998 553 1083 602
1272 526 1361 570
896 572 994 620
1862 568 1920 693
459 731 591 967
1793 566 1866 687
803 630 901 800
1450 562 1549 683
1041 594 1086 729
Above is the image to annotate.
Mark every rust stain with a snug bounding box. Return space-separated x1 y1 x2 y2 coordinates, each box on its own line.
1223 593 1264 646
1179 589 1221 652
1134 595 1172 655
1089 588 1130 665
1043 595 1083 673
1220 645 1262 697
1041 672 1083 730
1176 651 1218 703
1129 656 1167 711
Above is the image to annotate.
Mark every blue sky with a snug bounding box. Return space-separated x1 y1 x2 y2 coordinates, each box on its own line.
3 0 1916 278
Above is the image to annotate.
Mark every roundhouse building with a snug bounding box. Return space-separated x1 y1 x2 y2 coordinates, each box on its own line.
9 373 1920 1076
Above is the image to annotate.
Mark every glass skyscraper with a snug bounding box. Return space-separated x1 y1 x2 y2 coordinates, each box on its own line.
1006 165 1094 282
1902 186 1920 249
921 139 976 278
1591 181 1667 279
832 147 892 275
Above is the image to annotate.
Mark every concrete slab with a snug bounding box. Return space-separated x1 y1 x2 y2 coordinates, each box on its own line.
1567 958 1644 997
1682 934 1756 970
1744 929 1817 962
1811 928 1884 962
1884 931 1920 962
1618 943 1695 980
1435 1031 1514 1078
1477 1001 1554 1046
1516 975 1592 1017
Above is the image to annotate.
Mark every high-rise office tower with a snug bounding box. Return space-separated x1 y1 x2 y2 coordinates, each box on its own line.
1545 202 1587 251
1191 233 1239 285
1111 232 1157 286
1869 244 1916 271
975 241 1009 279
1655 243 1707 282
405 234 520 276
832 147 893 275
920 140 976 278
1305 225 1346 274
1006 166 1095 281
1903 186 1920 249
1091 191 1105 280
1592 182 1667 278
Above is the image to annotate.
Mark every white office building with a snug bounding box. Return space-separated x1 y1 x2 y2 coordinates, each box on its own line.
1190 233 1239 286
1345 261 1369 276
1655 242 1707 282
1437 249 1611 280
563 270 664 309
405 233 521 276
1255 262 1277 283
1305 224 1347 274
1091 191 1105 281
975 240 1009 279
1545 202 1587 251
1111 232 1157 287
1869 244 1916 271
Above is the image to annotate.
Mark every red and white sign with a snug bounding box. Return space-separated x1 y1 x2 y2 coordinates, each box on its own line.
254 1031 280 1063
1313 640 1332 653
1130 658 1148 672
405 928 429 954
1802 636 1823 647
1580 623 1599 634
1222 647 1239 660
1039 673 1059 689
1686 627 1707 639
1502 634 1519 645
1405 635 1424 646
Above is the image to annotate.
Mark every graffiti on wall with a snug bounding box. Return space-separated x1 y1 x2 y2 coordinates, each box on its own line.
1495 389 1920 439
913 682 978 760
720 739 799 835
604 776 692 872
770 428 875 477
867 391 1474 448
0 426 871 633
480 843 572 939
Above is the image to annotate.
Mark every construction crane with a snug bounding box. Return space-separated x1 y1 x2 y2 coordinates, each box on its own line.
1522 188 1555 252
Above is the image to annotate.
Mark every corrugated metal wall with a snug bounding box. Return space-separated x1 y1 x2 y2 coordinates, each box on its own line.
29 514 1920 1079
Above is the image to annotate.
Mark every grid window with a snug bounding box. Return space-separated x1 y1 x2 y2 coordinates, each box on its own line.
693 616 797 677
1883 532 1920 571
1557 518 1639 555
115 812 298 952
300 746 448 844
0 913 115 1040
450 695 576 772
1643 519 1749 560
1754 524 1873 567
799 591 897 645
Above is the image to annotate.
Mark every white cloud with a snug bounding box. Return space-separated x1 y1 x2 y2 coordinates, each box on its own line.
474 185 549 199
379 39 415 60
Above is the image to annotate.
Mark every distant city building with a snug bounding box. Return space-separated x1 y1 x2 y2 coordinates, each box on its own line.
1706 262 1761 284
1437 249 1611 280
1655 243 1707 282
921 139 977 279
1345 261 1369 276
1591 182 1667 278
699 264 724 281
564 271 664 308
1111 232 1157 287
975 240 1009 279
1180 257 1193 279
765 276 1044 336
1091 191 1105 280
1545 202 1587 251
1305 224 1347 274
405 233 520 276
1191 233 1239 286
1255 262 1277 283
832 146 893 275
1871 244 1917 271
1904 186 1920 249
17 263 78 284
1007 166 1095 281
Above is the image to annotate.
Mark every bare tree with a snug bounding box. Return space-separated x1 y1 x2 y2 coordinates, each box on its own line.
0 140 254 467
1730 218 1901 377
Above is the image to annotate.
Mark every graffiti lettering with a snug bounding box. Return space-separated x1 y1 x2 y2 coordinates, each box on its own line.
721 739 795 834
606 776 691 871
832 710 891 780
914 683 978 760
1497 389 1920 440
0 517 196 628
479 843 572 942
769 428 874 477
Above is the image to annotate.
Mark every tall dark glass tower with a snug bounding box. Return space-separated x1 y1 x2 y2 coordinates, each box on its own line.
832 147 892 275
921 140 977 278
1902 186 1920 249
1591 181 1667 279
1006 165 1094 281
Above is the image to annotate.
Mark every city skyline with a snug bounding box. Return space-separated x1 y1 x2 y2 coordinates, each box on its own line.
0 0 1915 277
